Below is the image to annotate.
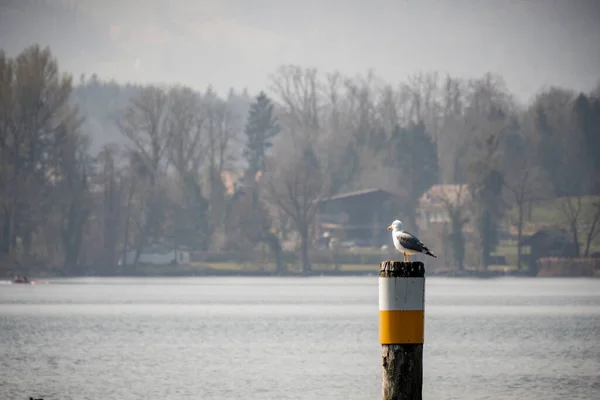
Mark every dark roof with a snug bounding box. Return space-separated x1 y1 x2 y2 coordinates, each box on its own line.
319 188 400 203
521 227 573 246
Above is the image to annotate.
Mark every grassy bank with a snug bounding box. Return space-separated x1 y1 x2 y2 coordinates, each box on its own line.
505 195 600 250
125 261 520 277
493 195 600 268
536 257 600 277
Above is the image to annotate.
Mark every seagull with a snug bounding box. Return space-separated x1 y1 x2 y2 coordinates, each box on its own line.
387 220 437 262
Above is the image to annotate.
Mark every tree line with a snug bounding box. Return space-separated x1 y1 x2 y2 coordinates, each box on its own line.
1 44 599 276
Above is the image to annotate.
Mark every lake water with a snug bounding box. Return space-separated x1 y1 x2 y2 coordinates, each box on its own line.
1 276 599 400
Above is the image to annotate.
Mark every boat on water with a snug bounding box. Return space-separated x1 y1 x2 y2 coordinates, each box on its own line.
3 276 48 285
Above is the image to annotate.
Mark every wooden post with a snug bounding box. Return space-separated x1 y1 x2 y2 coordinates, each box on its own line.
379 260 425 400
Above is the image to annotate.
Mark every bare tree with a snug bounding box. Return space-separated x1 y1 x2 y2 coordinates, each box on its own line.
269 65 321 141
465 74 514 268
322 72 345 137
429 184 471 270
319 71 363 192
437 76 468 184
165 86 211 251
559 196 600 258
504 113 554 269
120 150 145 270
167 86 205 178
560 196 584 257
583 200 600 257
203 93 239 247
117 85 172 185
56 125 92 274
204 95 238 179
504 163 552 268
266 65 335 272
376 84 400 135
343 70 380 145
116 85 171 265
400 71 442 141
263 143 330 274
96 144 123 273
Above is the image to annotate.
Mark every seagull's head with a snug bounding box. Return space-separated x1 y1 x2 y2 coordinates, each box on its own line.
387 220 402 231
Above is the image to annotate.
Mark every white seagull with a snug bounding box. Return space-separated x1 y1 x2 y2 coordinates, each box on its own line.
387 220 437 262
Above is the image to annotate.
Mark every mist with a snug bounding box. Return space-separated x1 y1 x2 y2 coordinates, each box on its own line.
1 2 600 399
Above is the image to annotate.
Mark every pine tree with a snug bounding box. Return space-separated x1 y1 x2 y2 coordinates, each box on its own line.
391 122 439 233
231 92 284 271
243 92 280 180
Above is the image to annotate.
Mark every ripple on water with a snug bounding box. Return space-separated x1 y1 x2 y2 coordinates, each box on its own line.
1 277 599 400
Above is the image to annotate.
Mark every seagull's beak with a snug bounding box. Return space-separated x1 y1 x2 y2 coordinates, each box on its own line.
387 225 392 231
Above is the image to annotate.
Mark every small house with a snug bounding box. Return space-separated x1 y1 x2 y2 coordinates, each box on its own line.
521 227 577 272
316 188 402 248
418 184 471 231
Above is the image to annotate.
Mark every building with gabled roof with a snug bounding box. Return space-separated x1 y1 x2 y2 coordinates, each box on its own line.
316 188 403 248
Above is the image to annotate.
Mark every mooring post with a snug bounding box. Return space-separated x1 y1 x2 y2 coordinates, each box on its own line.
379 260 425 400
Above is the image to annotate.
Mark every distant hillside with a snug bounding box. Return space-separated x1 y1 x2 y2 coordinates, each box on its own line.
71 77 142 153
71 78 253 161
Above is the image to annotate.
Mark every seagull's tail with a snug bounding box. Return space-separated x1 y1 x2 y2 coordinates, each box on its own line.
425 250 437 258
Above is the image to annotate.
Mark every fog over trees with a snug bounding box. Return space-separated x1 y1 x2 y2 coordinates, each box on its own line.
1 43 599 276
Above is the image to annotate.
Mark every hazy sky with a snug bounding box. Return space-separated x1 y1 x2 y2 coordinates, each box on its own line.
2 0 599 103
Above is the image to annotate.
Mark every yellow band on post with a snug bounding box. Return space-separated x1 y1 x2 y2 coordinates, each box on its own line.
379 276 425 344
379 310 424 344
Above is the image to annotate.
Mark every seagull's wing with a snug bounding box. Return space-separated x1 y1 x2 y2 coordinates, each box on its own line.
395 231 431 254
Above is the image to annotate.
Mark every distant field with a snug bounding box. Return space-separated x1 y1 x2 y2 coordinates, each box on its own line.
508 195 600 235
497 195 600 266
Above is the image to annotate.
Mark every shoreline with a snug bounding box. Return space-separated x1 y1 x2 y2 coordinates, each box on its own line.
6 269 582 280
5 261 598 279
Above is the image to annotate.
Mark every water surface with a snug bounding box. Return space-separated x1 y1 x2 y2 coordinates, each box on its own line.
1 276 599 400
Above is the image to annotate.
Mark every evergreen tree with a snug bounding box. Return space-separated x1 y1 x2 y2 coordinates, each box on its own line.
232 91 284 271
391 122 439 233
242 92 280 180
572 93 600 194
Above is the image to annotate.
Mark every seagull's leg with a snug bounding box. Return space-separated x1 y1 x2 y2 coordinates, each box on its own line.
403 252 407 262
